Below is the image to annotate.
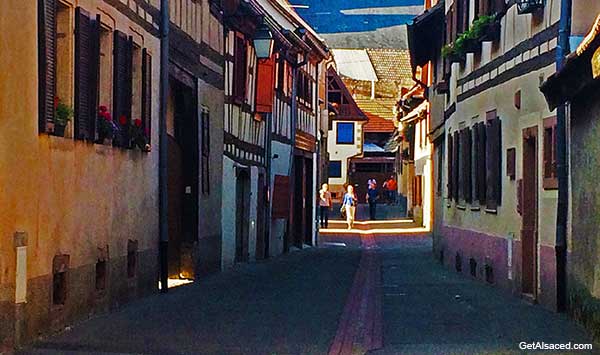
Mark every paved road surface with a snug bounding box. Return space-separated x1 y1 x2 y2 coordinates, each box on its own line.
21 236 595 355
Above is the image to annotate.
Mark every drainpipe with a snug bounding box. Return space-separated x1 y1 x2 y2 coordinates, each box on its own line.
555 0 572 312
158 0 170 293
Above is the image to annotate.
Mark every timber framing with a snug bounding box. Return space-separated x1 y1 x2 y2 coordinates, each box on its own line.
455 22 559 103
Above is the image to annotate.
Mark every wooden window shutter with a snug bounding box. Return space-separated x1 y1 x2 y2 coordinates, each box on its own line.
201 110 210 195
495 118 502 206
486 118 502 209
465 127 472 203
38 0 57 134
142 48 152 144
472 124 480 203
543 117 558 189
233 35 247 101
74 8 100 141
272 175 291 218
458 129 465 201
451 2 459 41
113 31 133 147
453 130 460 201
447 133 453 200
477 122 487 205
255 56 275 113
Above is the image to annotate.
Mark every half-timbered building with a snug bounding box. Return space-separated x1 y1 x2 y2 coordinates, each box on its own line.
164 0 225 279
413 0 600 312
326 67 369 202
221 0 328 264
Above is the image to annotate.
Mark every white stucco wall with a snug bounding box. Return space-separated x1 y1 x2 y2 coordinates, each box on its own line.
269 141 292 255
327 121 364 197
221 156 237 268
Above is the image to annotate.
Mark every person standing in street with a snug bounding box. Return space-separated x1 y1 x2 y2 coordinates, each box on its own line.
342 185 358 229
386 175 397 205
366 180 379 220
319 183 332 228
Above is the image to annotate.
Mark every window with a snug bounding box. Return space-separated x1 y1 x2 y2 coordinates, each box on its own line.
336 122 355 144
53 271 67 305
201 109 210 195
95 260 107 291
297 70 313 108
329 161 342 178
543 117 558 189
507 148 516 180
413 175 423 207
52 254 69 305
233 34 247 101
99 25 113 114
38 0 74 136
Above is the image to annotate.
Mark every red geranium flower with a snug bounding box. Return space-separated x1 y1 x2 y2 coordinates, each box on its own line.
119 115 127 125
99 105 108 113
100 111 112 121
134 118 142 128
54 96 60 109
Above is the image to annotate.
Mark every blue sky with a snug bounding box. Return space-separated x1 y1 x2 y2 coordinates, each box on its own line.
289 0 421 33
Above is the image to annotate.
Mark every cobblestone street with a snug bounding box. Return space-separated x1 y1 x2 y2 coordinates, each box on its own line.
21 233 594 355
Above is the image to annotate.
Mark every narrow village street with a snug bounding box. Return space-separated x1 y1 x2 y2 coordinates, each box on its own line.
4 0 600 353
21 224 593 355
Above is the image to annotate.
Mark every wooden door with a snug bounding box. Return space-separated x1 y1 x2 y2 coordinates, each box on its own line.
304 158 314 246
256 173 267 259
521 127 538 296
293 155 305 249
167 136 183 278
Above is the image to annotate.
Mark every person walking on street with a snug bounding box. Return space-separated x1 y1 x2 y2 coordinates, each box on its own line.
342 185 357 229
319 183 332 228
366 180 379 220
386 175 397 205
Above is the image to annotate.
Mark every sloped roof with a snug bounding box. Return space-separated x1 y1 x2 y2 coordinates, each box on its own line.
366 48 414 84
541 14 600 109
327 67 368 121
354 98 397 133
331 49 379 81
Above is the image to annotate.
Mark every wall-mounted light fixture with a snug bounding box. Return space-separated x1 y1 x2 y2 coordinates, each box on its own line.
516 0 545 15
253 21 274 59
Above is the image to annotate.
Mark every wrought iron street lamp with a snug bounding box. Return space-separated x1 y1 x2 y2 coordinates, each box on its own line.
253 22 275 59
516 0 545 14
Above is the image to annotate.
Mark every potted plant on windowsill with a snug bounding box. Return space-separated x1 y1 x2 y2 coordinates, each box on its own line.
54 100 73 137
96 105 119 144
130 118 151 152
441 14 501 62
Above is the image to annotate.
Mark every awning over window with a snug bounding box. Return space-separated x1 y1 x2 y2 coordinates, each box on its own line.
407 1 445 71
